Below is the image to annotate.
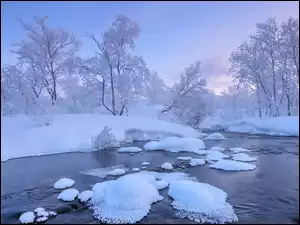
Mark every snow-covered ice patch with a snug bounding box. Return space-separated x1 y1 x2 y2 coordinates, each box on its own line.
37 211 49 218
34 207 45 213
78 190 94 203
210 146 225 151
177 156 192 161
53 178 75 190
90 174 163 224
107 168 126 176
144 137 206 153
189 158 206 166
205 151 230 161
229 147 251 153
132 168 141 172
80 165 128 178
209 159 256 171
161 162 174 170
142 161 150 166
204 132 226 140
232 153 257 162
168 180 238 223
57 188 79 201
36 217 48 223
154 179 169 190
48 211 57 216
118 147 142 153
136 171 197 183
19 212 35 224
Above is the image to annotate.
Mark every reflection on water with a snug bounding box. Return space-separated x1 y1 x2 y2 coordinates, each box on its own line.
1 133 299 224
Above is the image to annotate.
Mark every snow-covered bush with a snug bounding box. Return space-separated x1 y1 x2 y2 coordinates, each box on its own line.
91 126 118 150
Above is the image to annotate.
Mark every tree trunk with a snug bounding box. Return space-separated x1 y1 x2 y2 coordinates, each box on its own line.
287 94 291 116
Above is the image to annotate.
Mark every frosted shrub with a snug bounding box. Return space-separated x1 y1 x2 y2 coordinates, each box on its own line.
92 127 118 150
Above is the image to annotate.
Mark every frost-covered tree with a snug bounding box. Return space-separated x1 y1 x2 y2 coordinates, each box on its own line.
11 16 79 105
82 15 150 115
161 61 208 128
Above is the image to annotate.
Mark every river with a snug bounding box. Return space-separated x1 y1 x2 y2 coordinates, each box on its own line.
1 132 299 224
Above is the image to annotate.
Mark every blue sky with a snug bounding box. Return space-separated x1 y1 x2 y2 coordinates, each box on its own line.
1 1 299 94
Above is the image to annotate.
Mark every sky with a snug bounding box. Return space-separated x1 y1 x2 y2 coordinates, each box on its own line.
1 1 299 94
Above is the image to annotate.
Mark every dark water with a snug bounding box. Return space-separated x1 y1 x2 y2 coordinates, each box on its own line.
1 132 299 224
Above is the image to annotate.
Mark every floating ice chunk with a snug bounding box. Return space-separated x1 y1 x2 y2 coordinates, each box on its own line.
53 178 75 189
168 180 238 223
209 159 256 171
91 174 163 224
177 156 192 161
58 188 79 201
34 207 45 213
161 162 173 170
19 212 35 224
210 146 225 151
37 211 49 218
144 137 206 153
78 190 94 203
204 133 226 140
107 168 126 176
80 165 127 179
132 168 141 172
229 147 251 153
205 151 230 161
118 147 142 153
36 217 48 222
189 158 206 166
232 153 257 162
142 162 150 166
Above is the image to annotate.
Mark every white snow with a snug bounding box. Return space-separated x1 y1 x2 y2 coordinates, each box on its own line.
189 158 206 166
229 147 251 153
142 161 150 166
36 217 48 223
90 174 163 224
48 211 57 216
232 153 257 162
177 156 192 161
132 168 141 172
142 166 147 169
78 190 94 203
57 188 79 201
80 165 128 178
200 115 299 136
144 137 206 153
204 132 226 140
136 171 196 183
205 151 230 161
154 179 169 190
210 146 225 151
34 207 45 213
37 211 49 218
19 212 35 224
117 147 142 153
107 168 126 176
168 180 238 223
209 159 256 171
161 162 174 170
53 178 75 190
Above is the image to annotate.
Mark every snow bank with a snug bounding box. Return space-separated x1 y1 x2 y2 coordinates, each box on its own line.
132 168 141 172
57 188 79 201
107 168 126 176
144 137 206 153
53 178 75 190
209 160 256 171
210 146 225 151
161 162 174 170
232 153 256 162
168 181 238 223
1 114 199 161
204 132 226 140
90 175 163 224
34 207 45 213
189 158 206 166
142 162 150 166
19 212 35 224
154 179 169 190
200 115 299 136
78 190 94 203
117 147 142 153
